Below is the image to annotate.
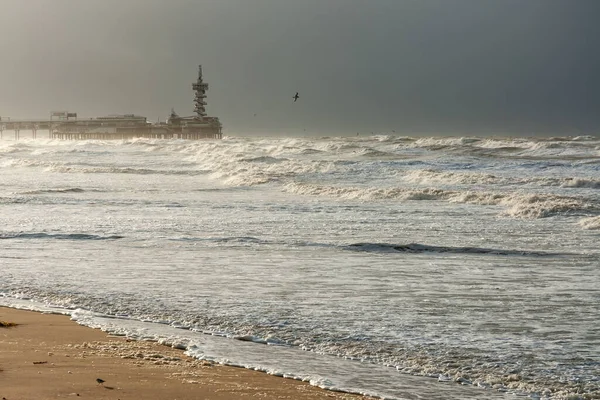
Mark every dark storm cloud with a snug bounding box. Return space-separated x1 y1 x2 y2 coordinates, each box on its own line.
1 0 599 135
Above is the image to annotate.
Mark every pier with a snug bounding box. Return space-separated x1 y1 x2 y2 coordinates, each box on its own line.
0 65 222 140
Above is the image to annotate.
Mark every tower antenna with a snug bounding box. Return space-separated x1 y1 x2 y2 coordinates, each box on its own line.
192 65 209 120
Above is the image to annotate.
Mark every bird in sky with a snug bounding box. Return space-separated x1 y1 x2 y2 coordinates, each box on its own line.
293 92 299 102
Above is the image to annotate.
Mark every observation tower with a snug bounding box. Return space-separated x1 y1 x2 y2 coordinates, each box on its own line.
193 65 209 119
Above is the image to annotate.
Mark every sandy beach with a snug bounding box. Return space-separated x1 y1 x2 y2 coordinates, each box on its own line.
0 307 370 400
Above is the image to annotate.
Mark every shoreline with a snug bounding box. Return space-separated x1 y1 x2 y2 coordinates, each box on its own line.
0 306 371 400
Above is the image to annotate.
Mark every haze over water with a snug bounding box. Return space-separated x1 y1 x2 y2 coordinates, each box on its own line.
1 134 599 399
2 0 600 135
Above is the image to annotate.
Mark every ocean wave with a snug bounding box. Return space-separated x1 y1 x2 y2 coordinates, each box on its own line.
557 177 600 189
8 290 590 400
0 158 49 168
402 169 600 189
1 159 198 175
370 134 399 142
411 137 482 149
44 165 208 175
345 243 563 256
30 148 108 155
0 233 124 240
353 147 396 158
239 156 288 164
297 148 324 155
388 136 600 159
570 135 598 141
20 188 86 195
401 169 504 186
205 158 336 187
122 136 600 185
0 146 26 154
283 182 598 218
578 216 600 230
169 236 269 245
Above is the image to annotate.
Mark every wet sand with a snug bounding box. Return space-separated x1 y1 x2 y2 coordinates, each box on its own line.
0 307 370 400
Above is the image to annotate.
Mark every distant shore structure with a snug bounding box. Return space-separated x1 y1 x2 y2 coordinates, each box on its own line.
0 65 222 140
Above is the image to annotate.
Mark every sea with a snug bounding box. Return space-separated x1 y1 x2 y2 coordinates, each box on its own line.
1 133 599 400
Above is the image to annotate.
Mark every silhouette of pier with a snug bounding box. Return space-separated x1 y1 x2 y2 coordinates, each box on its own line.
0 65 222 140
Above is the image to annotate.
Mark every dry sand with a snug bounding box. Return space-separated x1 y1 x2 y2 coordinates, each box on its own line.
0 307 371 400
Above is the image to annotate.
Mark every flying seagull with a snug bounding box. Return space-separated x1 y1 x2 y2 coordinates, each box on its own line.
293 92 299 102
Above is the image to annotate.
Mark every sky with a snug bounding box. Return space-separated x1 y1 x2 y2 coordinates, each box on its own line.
0 0 599 136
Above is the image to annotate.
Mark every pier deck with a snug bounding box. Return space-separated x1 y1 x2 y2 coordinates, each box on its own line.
0 117 222 140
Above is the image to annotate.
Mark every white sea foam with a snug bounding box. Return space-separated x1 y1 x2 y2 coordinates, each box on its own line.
283 182 596 219
558 177 600 188
401 169 505 186
1 158 49 168
579 216 600 230
400 169 600 189
1 135 599 399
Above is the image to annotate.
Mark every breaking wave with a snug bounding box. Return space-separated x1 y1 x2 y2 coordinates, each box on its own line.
206 159 336 187
558 178 600 189
43 165 208 175
284 182 598 218
0 158 49 168
20 188 86 195
0 233 124 240
388 136 600 159
578 216 600 230
401 169 600 189
239 156 288 164
345 243 563 256
0 158 197 175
